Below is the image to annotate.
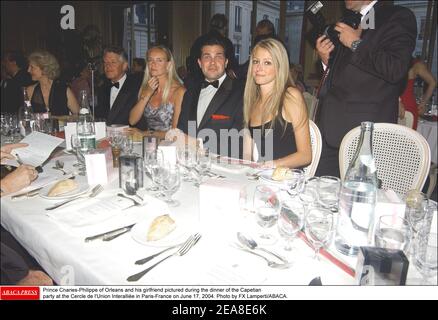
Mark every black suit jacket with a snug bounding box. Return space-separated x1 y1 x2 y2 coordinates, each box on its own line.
317 2 417 148
96 73 147 129
177 76 244 158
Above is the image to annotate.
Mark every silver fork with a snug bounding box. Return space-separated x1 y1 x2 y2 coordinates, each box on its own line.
127 233 202 282
45 184 104 210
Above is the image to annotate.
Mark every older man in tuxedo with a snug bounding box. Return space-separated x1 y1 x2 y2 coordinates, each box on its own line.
177 35 244 158
96 46 146 129
315 0 417 177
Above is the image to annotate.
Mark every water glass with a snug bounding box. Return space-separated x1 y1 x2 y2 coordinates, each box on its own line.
195 148 211 186
283 168 305 196
71 134 86 174
299 176 319 209
414 204 437 284
144 149 163 192
159 163 181 207
253 185 281 244
177 146 196 181
318 176 341 212
305 207 334 260
374 215 411 253
277 200 305 251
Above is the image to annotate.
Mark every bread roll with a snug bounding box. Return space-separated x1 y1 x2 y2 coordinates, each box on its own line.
271 167 292 181
47 179 78 197
147 214 176 241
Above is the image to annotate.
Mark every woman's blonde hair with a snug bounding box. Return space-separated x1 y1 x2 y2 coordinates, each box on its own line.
243 38 295 130
28 50 60 80
141 45 182 105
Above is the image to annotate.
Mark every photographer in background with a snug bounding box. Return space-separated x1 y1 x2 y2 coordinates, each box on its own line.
312 0 417 177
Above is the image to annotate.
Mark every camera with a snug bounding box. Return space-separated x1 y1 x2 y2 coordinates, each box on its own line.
305 1 362 46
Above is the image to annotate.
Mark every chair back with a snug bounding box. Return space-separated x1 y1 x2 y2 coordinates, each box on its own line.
303 92 318 121
339 123 430 196
304 120 322 177
398 110 414 129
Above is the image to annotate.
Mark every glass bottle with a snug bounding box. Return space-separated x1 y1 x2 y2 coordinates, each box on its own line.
77 90 96 152
335 121 378 256
18 87 34 136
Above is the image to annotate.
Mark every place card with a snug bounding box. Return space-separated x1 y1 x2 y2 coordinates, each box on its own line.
84 148 117 185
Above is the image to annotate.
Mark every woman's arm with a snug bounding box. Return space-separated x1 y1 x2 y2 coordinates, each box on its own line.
129 77 159 126
273 87 312 169
66 87 80 114
415 62 437 115
242 128 254 161
171 85 186 129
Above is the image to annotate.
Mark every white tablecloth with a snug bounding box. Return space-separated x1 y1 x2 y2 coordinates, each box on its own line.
417 120 438 164
0 146 432 286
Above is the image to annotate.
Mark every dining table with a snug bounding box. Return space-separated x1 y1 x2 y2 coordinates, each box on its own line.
0 143 434 286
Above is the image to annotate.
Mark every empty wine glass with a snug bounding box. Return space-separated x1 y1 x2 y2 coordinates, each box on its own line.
144 149 163 192
374 215 411 253
177 146 196 182
71 134 86 174
305 207 334 260
405 190 429 256
253 185 281 244
414 204 437 285
318 176 341 212
195 148 211 186
159 163 181 207
277 200 305 251
299 176 319 209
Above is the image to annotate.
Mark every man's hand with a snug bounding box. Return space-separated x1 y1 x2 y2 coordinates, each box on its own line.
17 270 53 286
316 36 335 66
1 164 38 195
334 23 362 49
0 143 28 161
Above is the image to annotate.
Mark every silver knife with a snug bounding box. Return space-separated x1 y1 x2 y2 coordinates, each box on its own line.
84 224 136 242
11 187 44 200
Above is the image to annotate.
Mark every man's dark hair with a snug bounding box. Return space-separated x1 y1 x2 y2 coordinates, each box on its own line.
103 46 128 62
256 19 276 37
5 51 27 69
199 34 228 57
209 14 228 34
133 57 146 69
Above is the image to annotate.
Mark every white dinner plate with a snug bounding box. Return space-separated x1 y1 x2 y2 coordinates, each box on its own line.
131 214 190 247
39 180 90 200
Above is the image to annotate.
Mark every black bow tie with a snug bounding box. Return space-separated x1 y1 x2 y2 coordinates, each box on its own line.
201 80 219 89
111 82 120 89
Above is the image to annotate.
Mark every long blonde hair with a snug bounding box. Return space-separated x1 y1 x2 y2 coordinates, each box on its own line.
243 38 295 130
141 45 182 105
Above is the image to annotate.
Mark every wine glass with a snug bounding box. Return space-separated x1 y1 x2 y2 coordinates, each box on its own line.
414 204 437 285
195 148 211 186
305 207 334 260
253 185 281 244
404 190 429 256
374 215 411 253
283 169 305 197
318 176 341 212
277 200 305 251
144 149 163 192
159 163 181 207
299 176 319 209
71 134 86 174
177 146 196 182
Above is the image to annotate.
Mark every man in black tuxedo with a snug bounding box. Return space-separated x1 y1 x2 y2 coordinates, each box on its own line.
1 51 34 114
96 46 147 129
315 0 417 177
178 36 244 158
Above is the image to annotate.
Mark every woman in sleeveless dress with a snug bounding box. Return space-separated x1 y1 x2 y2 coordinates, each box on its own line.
399 58 436 129
243 38 311 169
26 50 79 116
128 46 185 140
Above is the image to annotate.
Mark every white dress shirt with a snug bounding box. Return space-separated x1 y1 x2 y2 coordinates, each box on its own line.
196 73 227 127
110 73 127 109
